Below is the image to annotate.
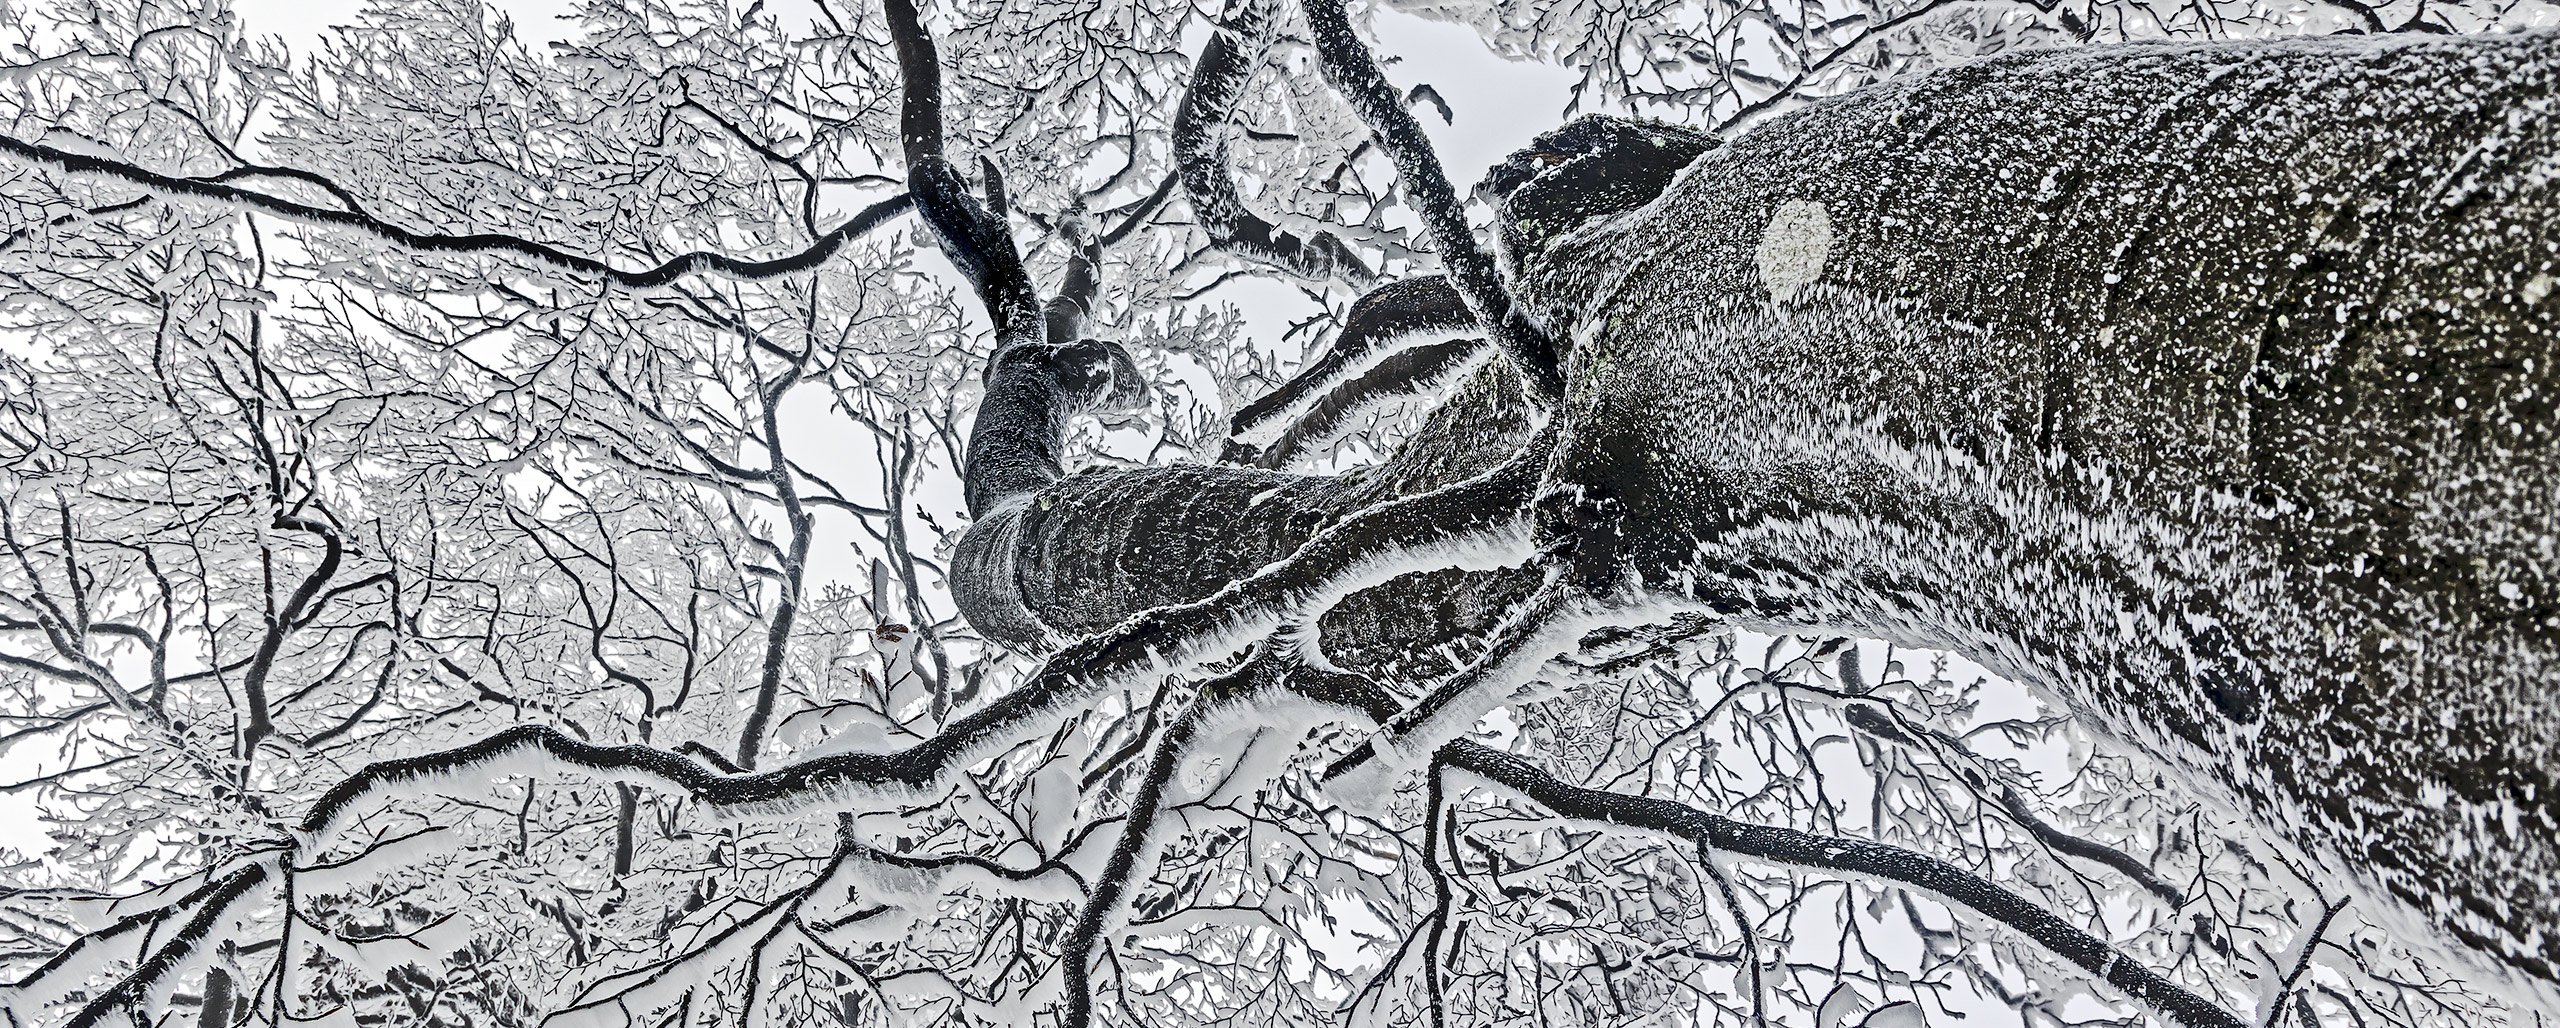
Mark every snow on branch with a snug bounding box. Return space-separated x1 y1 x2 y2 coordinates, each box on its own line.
1439 740 2250 1028
1273 648 2242 1028
881 0 1044 338
1842 703 2189 907
1220 274 1482 464
542 850 844 1028
0 133 916 289
1298 0 1564 403
1173 0 1380 285
1 857 274 1017
1240 338 1488 469
308 440 1551 847
1057 668 1209 1028
42 861 274 1028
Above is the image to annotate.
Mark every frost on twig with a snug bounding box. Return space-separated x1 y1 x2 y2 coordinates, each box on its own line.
0 132 915 289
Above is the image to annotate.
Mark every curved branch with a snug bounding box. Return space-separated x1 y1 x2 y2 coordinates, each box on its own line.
1841 705 2188 908
1223 274 1478 458
881 0 1041 336
0 133 914 288
1298 0 1563 402
1172 0 1379 284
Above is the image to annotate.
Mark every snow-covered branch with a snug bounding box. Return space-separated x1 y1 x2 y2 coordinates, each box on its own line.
0 133 916 288
1220 274 1481 465
1298 0 1563 402
1172 0 1379 285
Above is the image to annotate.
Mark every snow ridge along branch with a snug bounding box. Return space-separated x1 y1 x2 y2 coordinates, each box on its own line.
1299 0 1566 403
0 133 915 288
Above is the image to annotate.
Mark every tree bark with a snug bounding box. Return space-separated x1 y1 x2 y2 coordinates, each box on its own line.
954 30 2560 990
1511 31 2560 986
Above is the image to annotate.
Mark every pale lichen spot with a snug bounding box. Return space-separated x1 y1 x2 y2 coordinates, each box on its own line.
2523 272 2555 306
1756 199 1832 305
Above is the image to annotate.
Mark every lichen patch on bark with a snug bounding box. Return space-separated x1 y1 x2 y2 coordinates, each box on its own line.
1755 198 1833 304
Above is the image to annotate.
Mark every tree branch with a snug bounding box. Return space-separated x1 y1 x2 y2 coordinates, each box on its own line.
1298 0 1563 402
307 442 1549 842
1274 662 2243 1028
0 133 913 288
1222 274 1478 463
1059 661 1227 1028
880 0 1042 337
56 863 272 1028
1439 741 2246 1028
1172 0 1379 284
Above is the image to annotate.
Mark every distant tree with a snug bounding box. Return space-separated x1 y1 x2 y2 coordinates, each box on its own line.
0 0 2550 1027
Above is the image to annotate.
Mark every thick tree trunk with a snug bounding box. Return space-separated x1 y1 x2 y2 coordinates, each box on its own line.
1514 32 2560 986
953 29 2560 990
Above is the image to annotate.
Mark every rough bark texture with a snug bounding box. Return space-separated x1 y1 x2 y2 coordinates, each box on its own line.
954 363 1532 655
1511 32 2560 985
952 29 2560 991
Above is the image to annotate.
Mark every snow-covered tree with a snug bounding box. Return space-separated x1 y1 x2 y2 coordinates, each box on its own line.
0 0 2552 1025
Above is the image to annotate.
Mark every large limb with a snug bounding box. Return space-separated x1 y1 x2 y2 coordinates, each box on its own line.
954 373 1540 655
1172 0 1379 284
1299 0 1563 402
1500 34 2560 982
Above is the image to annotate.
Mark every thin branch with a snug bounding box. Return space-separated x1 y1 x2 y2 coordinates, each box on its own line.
1843 704 2188 907
1439 741 2249 1028
2258 895 2348 1028
0 133 912 288
1059 662 1228 1028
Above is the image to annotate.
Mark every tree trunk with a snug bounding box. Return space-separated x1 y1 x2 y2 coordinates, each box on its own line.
954 30 2560 989
1512 32 2560 986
